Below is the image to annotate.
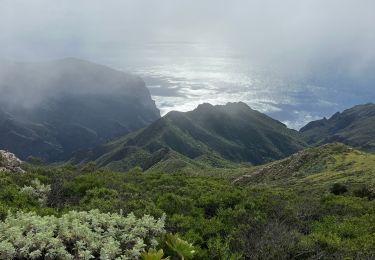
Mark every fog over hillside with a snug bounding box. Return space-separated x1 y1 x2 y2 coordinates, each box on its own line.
1 0 375 128
0 58 154 110
0 58 160 161
1 2 375 259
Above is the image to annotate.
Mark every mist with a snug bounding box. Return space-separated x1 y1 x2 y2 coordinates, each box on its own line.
1 0 375 128
2 0 375 68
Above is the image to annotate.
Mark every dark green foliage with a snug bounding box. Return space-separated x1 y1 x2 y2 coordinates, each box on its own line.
330 183 348 195
353 185 375 200
157 193 195 216
80 161 97 173
81 187 121 212
299 213 375 259
26 156 46 166
2 144 375 259
0 166 305 258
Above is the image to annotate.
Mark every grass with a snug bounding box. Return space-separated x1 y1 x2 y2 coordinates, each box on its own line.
235 143 375 195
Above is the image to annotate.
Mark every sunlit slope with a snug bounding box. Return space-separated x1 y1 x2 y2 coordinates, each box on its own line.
235 143 375 193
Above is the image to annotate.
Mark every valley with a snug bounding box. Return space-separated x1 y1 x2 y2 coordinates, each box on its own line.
0 60 374 259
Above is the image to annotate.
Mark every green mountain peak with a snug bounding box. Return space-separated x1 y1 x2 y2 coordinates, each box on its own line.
73 102 308 171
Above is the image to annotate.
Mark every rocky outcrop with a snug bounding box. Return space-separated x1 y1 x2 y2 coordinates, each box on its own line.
0 150 25 173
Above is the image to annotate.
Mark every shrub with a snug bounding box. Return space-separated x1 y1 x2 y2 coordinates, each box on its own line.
80 188 121 212
0 210 166 259
353 185 375 200
299 214 375 258
81 162 97 173
157 193 194 216
330 183 348 195
26 156 46 166
20 179 51 206
0 186 37 210
0 202 7 220
128 167 143 175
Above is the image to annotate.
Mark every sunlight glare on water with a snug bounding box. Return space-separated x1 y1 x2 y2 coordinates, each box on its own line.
106 42 375 129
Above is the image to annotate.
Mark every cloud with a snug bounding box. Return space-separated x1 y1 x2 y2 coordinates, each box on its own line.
1 0 375 128
2 0 375 76
1 1 374 60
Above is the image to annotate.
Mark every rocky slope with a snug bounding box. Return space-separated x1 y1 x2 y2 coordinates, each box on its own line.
0 150 24 173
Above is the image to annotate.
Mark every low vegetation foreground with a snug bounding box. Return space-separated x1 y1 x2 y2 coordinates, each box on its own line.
1 142 375 259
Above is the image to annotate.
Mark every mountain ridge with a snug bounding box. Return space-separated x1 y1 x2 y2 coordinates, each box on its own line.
0 58 160 161
300 103 375 151
72 102 308 171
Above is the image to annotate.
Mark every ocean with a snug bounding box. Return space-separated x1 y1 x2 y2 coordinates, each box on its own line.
99 41 375 129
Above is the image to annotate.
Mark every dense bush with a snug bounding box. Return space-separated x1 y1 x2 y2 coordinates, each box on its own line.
0 210 166 259
20 179 51 206
353 185 375 200
0 164 375 259
330 183 348 195
299 214 375 259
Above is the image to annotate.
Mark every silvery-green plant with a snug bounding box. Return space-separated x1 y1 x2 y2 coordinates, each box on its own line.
0 210 166 259
20 179 51 206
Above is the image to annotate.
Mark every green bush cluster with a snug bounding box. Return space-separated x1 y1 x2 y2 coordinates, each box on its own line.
330 183 348 195
0 164 375 259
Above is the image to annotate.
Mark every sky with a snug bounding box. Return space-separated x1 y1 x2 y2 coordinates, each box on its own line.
1 0 375 128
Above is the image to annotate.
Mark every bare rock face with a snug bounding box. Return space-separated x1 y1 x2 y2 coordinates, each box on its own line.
0 150 25 173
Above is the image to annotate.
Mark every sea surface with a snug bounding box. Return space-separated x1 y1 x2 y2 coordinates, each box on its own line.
98 42 375 129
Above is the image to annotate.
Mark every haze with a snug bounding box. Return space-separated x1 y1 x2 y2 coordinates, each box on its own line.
1 0 375 128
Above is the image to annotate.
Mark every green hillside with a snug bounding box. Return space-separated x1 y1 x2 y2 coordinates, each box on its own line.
234 143 375 194
2 142 375 259
72 102 307 171
0 59 160 162
2 100 375 259
301 103 375 151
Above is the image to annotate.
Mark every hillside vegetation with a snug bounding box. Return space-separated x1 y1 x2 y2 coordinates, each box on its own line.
301 103 375 151
0 58 160 162
1 89 375 259
73 102 307 171
1 142 375 259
